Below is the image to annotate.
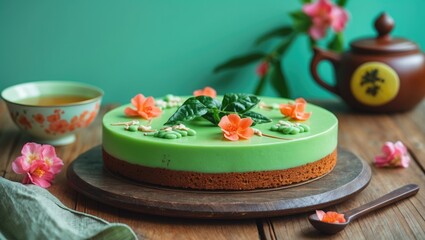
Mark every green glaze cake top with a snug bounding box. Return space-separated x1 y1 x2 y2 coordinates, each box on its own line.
102 95 338 173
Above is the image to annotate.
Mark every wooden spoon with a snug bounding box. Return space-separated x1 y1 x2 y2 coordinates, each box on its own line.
308 184 419 235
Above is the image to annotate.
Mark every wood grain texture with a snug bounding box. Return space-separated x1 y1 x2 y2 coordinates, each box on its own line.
1 100 425 240
67 147 370 219
268 101 425 240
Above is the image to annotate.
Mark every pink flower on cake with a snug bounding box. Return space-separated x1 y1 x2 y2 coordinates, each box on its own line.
124 94 162 120
302 0 349 40
218 114 254 141
193 86 217 98
279 98 311 121
12 142 64 188
374 141 410 168
316 210 346 223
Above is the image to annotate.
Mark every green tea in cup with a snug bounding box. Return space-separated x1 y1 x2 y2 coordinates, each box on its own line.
16 95 91 106
1 81 103 145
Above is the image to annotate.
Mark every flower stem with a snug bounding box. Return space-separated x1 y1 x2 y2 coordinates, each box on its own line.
254 75 267 95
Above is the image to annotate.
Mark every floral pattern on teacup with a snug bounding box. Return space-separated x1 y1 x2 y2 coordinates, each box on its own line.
18 114 32 129
13 103 100 135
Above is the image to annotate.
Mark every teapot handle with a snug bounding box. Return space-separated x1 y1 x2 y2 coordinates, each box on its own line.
310 47 341 95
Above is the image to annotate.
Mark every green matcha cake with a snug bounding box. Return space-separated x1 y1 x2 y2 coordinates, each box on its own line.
102 94 338 190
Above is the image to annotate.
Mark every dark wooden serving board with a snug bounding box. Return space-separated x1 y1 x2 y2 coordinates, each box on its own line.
67 146 371 219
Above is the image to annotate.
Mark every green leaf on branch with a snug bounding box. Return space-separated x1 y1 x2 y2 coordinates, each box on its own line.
270 61 290 98
274 33 296 56
299 0 312 3
290 11 312 33
327 32 344 52
254 75 267 96
255 26 293 45
309 37 317 49
214 52 266 73
336 0 348 7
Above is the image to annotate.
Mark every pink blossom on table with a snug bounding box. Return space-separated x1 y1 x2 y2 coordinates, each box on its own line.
302 0 349 40
12 142 43 173
40 144 64 174
256 61 269 77
12 142 64 188
374 141 410 168
24 160 55 188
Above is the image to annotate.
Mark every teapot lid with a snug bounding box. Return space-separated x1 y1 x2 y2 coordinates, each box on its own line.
350 13 419 54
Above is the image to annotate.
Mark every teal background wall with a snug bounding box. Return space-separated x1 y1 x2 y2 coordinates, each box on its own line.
1 0 424 103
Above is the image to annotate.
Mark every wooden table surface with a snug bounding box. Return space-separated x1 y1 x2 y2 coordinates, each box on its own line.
1 100 425 240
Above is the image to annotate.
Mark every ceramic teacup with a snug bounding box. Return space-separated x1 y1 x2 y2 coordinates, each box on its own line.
1 81 103 145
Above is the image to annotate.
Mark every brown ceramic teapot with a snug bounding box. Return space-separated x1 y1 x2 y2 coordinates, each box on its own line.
310 13 425 113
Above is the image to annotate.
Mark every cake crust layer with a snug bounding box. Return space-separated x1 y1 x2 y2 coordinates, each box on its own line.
103 148 337 190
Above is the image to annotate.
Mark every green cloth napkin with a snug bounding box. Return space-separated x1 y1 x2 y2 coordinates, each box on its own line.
0 177 137 240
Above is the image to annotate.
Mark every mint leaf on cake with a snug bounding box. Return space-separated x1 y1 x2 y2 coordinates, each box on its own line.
164 93 271 126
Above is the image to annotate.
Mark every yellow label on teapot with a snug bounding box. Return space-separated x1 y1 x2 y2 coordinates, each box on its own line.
351 62 400 106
